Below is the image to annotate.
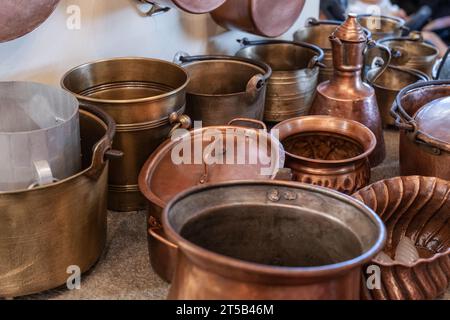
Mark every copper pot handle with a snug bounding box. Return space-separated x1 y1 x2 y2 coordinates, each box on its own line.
148 216 178 250
365 42 391 84
168 112 192 137
228 118 267 131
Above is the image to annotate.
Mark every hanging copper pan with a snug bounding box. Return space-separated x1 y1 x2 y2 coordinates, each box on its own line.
172 0 226 14
0 0 60 43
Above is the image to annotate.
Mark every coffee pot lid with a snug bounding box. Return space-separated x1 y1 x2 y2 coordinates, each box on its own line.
414 96 450 145
332 13 367 42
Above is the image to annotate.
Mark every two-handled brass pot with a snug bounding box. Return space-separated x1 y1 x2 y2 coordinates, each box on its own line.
0 103 118 298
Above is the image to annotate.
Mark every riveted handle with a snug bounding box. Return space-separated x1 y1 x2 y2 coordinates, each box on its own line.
168 112 192 137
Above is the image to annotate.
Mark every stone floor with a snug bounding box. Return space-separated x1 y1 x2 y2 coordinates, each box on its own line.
26 130 449 300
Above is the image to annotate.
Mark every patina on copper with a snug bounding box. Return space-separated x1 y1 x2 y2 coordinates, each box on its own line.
272 116 376 195
354 176 450 300
309 14 388 167
392 80 450 180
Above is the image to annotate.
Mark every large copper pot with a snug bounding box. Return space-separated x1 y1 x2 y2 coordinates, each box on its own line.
367 66 429 127
357 14 407 41
354 176 450 300
309 14 389 167
0 103 117 298
62 58 191 212
272 116 376 195
392 80 450 180
293 18 372 83
174 54 271 127
210 0 306 37
379 33 439 78
163 181 386 300
235 39 324 123
139 119 285 282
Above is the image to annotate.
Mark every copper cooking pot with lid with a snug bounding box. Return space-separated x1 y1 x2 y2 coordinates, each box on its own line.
139 119 285 282
392 80 450 180
162 181 386 300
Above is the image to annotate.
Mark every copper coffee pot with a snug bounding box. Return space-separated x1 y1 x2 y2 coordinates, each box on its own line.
309 14 389 167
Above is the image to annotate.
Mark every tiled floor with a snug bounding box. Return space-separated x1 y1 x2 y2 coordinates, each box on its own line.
27 130 449 300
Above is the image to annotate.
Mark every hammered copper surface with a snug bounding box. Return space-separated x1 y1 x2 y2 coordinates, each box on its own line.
309 15 387 167
210 0 305 37
163 181 386 300
354 176 450 300
236 39 324 122
0 0 60 42
0 105 116 298
357 15 406 41
273 116 375 194
392 80 450 180
62 58 190 212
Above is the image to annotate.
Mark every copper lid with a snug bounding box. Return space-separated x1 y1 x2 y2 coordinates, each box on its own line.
414 96 450 145
332 13 367 42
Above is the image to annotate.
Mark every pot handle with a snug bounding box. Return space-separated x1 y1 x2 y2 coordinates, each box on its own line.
137 0 170 17
409 31 424 42
148 216 178 250
168 112 192 137
228 118 267 131
364 41 391 84
306 17 342 26
28 160 59 189
173 51 190 65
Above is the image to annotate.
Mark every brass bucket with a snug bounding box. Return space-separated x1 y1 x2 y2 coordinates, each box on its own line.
357 14 407 41
0 104 117 298
236 39 324 123
62 58 191 212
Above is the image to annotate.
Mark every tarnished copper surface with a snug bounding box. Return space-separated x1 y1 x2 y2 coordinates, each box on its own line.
353 176 450 300
62 58 190 212
236 39 324 123
0 0 60 42
0 104 116 298
392 80 450 180
210 0 305 37
309 14 388 167
162 181 386 300
272 116 376 194
171 0 225 14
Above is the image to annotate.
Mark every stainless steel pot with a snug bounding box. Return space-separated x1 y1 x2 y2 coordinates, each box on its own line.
174 54 271 126
236 39 324 122
62 57 191 212
0 104 118 298
357 14 408 41
163 181 386 300
0 82 81 191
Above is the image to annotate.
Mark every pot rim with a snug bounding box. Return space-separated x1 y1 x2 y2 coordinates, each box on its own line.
138 126 284 210
379 37 440 56
61 57 190 105
357 14 405 27
272 115 377 165
369 66 430 91
0 104 115 195
162 180 387 279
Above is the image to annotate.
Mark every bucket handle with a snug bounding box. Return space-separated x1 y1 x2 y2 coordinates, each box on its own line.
364 41 391 84
228 118 267 131
148 216 178 249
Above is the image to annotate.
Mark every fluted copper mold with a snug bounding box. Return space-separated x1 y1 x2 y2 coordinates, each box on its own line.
353 176 450 300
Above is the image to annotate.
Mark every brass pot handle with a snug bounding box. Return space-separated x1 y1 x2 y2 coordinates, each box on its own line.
245 73 265 102
168 112 192 137
228 118 267 131
365 42 391 84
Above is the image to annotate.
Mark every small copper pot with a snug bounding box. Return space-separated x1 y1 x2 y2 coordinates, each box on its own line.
353 176 450 300
272 116 376 195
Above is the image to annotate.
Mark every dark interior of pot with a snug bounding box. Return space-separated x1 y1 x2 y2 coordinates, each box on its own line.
400 85 450 118
237 44 317 72
282 132 364 161
62 59 188 100
184 60 265 95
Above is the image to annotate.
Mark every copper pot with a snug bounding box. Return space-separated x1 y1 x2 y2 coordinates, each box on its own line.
391 80 450 180
210 0 306 38
272 116 376 195
367 66 429 127
357 14 408 41
175 54 271 127
379 33 439 78
309 14 389 167
139 119 285 282
235 39 324 123
62 57 191 212
354 176 450 300
162 181 386 300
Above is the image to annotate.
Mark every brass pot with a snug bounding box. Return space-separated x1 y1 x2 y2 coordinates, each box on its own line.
235 39 324 123
392 80 450 180
0 104 117 298
379 33 439 77
367 66 429 127
293 18 372 83
357 15 408 41
354 176 450 300
139 119 284 282
163 181 386 300
62 57 191 212
175 54 271 126
272 116 376 194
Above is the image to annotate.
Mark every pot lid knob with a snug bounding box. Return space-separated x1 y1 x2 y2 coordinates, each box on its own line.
333 13 367 42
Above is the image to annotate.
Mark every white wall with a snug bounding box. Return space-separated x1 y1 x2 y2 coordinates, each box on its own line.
0 0 319 85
